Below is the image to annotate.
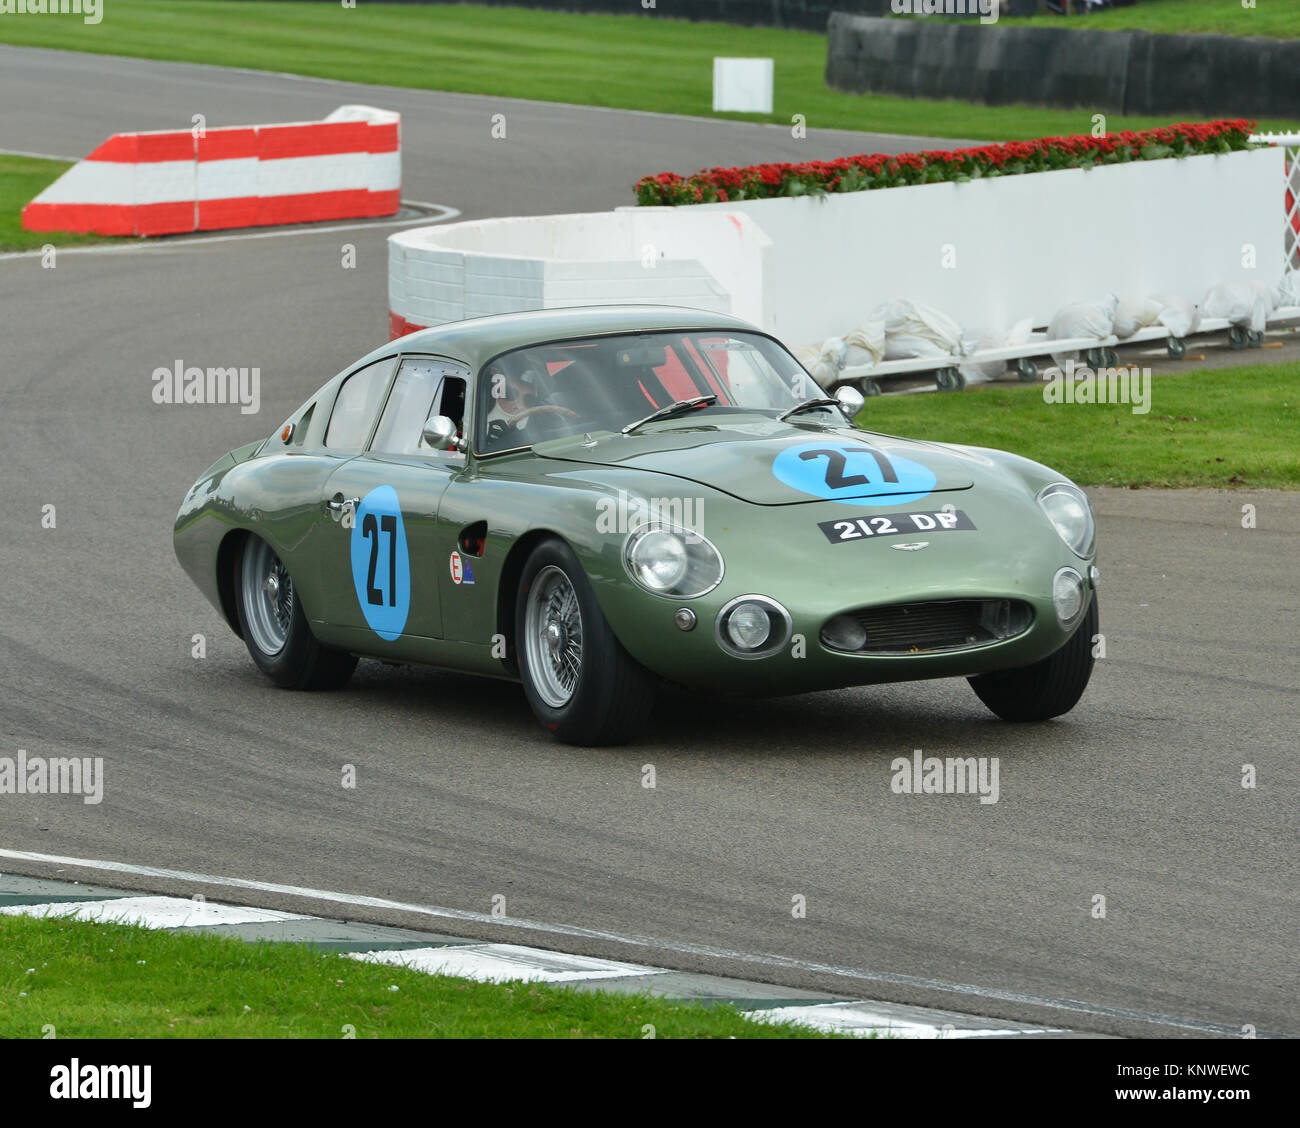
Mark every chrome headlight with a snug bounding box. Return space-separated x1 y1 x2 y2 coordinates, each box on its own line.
623 524 724 598
1038 483 1095 558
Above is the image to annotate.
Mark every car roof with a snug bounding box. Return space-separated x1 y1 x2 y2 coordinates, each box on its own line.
359 305 766 372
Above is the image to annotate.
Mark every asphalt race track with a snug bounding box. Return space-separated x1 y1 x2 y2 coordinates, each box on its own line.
1 47 1297 1039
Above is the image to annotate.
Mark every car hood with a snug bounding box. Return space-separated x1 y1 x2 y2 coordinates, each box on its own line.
533 419 976 506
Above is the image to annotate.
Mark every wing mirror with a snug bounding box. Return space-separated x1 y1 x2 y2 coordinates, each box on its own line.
835 384 865 416
422 415 466 453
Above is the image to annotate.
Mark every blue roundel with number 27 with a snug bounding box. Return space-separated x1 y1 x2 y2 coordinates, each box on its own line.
349 485 411 641
772 442 937 507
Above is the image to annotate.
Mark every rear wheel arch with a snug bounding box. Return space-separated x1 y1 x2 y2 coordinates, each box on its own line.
217 528 321 639
216 530 247 638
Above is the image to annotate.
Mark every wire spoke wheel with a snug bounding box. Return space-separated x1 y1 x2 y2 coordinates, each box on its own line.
240 538 295 657
524 565 584 708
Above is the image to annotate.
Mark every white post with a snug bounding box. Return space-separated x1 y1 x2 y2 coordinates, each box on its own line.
712 58 774 114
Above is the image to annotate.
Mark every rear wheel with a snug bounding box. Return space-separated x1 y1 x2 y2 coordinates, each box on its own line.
968 595 1097 722
234 535 358 690
515 539 654 745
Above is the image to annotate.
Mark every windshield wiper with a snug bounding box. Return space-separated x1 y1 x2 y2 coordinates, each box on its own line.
621 395 717 435
778 397 842 422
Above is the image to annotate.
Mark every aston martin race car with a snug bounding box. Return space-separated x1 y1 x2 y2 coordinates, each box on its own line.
174 306 1098 745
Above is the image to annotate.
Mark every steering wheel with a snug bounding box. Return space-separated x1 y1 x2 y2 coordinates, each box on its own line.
501 404 582 431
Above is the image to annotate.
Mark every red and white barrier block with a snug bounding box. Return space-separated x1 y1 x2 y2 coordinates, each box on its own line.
22 105 400 237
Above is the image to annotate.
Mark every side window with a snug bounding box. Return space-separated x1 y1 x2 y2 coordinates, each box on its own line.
324 357 396 451
371 358 468 456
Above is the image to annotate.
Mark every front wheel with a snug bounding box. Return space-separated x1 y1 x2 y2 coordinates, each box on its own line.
515 539 655 745
968 595 1097 722
234 535 358 690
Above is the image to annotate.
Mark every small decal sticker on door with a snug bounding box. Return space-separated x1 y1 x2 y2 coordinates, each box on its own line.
450 551 475 585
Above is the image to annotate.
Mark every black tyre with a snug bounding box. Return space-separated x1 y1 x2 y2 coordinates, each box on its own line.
1016 358 1038 383
1166 337 1186 360
515 538 655 745
968 594 1098 722
233 534 358 690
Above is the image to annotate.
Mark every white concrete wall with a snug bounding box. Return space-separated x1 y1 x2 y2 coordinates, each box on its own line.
671 148 1283 343
389 149 1283 346
388 210 770 331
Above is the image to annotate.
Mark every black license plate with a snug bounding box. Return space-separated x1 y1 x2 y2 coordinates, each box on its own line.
818 509 976 545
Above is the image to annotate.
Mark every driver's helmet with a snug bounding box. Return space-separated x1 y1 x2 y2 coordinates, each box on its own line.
492 369 541 416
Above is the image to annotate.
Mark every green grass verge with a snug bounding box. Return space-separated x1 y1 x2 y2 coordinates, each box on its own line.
0 1 1294 149
0 155 123 252
998 0 1299 39
855 361 1300 489
0 914 839 1039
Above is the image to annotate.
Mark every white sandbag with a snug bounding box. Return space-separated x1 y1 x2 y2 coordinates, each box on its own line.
795 335 847 387
884 334 950 361
1048 294 1118 367
842 318 886 368
874 299 970 359
1201 281 1274 332
958 317 1035 385
1275 271 1300 306
1113 297 1165 340
1148 292 1199 338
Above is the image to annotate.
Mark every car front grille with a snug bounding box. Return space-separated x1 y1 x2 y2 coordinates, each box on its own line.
821 599 1034 655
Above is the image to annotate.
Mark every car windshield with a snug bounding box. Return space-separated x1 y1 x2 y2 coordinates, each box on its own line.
475 330 833 454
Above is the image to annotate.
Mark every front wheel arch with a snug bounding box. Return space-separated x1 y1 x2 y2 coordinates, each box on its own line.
513 536 655 745
495 528 570 676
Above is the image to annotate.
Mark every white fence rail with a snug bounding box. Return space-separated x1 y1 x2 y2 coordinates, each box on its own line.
1250 132 1300 272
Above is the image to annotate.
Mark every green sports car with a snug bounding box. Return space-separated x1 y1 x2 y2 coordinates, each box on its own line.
174 306 1098 745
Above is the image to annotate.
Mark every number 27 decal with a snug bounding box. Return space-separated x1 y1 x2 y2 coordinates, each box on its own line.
349 485 411 641
361 512 398 607
798 447 898 489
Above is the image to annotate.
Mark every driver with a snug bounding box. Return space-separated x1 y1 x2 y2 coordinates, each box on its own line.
484 369 542 433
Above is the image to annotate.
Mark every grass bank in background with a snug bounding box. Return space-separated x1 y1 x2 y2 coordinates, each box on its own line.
0 155 123 253
0 914 837 1039
0 2 1294 147
857 362 1300 490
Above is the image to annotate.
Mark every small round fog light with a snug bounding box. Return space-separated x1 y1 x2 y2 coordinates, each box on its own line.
820 614 868 653
674 607 697 631
726 603 771 651
1053 567 1085 627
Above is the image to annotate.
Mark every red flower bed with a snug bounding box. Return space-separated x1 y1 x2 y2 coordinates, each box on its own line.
634 120 1256 206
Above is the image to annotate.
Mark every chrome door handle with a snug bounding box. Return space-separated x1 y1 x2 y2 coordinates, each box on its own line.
327 496 359 520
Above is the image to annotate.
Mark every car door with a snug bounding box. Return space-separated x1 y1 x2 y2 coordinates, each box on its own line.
310 355 469 653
